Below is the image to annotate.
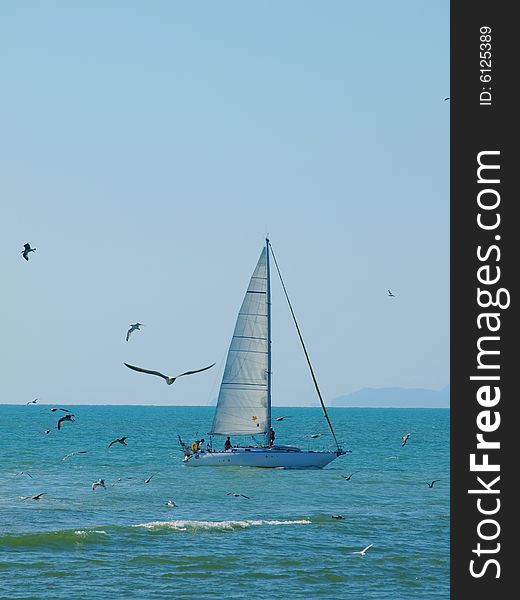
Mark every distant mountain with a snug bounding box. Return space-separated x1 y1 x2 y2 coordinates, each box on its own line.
331 385 449 408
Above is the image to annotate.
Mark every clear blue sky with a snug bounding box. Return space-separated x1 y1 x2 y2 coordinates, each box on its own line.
0 1 449 406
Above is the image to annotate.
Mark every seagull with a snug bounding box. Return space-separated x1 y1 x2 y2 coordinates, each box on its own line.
21 493 45 501
92 479 106 491
124 362 216 385
427 480 440 488
165 500 177 507
444 97 450 101
41 429 52 435
26 398 38 405
227 492 250 499
275 416 290 421
332 515 345 520
144 474 155 484
388 289 395 297
401 432 411 447
49 407 71 413
17 471 33 478
108 436 128 448
21 243 36 261
62 451 88 461
341 472 359 481
305 434 321 439
57 414 75 430
353 544 373 556
126 323 144 342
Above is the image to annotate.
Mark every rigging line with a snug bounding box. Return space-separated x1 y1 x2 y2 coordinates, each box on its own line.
268 241 342 452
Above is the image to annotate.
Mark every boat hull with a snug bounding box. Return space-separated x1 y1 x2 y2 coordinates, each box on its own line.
183 447 344 469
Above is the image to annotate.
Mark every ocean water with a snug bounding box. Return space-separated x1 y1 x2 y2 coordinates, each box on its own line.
0 405 449 599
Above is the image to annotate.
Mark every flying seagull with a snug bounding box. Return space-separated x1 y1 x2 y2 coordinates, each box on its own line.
341 472 359 481
92 479 106 491
332 515 345 520
227 492 250 499
165 500 177 507
444 97 450 101
17 471 33 478
26 398 38 405
126 323 144 342
21 243 36 261
123 362 216 385
144 474 155 484
427 480 441 488
50 407 71 413
62 451 88 461
275 416 290 422
108 436 128 448
401 432 411 447
388 289 395 297
21 493 45 501
305 434 321 439
57 414 75 430
353 544 373 556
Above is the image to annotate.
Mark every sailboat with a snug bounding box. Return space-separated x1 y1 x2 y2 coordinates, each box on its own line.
181 238 346 468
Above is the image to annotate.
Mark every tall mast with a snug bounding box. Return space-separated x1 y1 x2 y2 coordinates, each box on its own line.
268 240 342 453
265 237 272 445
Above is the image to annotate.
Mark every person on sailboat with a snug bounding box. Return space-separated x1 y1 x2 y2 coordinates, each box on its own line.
268 427 275 447
224 437 232 451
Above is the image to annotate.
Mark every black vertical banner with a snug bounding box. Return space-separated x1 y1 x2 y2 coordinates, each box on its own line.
451 1 515 598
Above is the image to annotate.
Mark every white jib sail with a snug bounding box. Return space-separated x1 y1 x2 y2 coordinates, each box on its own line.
210 248 269 435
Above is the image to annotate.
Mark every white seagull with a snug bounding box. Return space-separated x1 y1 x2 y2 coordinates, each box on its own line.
20 493 45 501
165 500 177 507
126 323 144 341
275 416 290 422
353 544 373 556
92 479 106 491
388 289 395 297
124 362 215 385
21 243 36 261
26 398 38 405
401 432 411 447
62 451 88 461
144 474 155 484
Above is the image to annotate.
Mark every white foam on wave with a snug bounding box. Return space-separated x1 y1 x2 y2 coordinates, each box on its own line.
133 519 311 531
73 530 107 536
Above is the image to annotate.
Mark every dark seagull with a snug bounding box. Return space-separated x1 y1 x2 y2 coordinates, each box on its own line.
92 479 106 491
21 243 36 261
227 492 250 499
401 432 411 447
126 323 144 341
427 480 441 488
26 398 38 405
332 515 345 520
275 416 290 422
17 471 33 478
444 97 450 101
341 472 359 481
49 407 71 413
165 500 177 507
124 362 216 385
108 436 128 448
57 414 75 430
21 493 45 501
388 289 395 297
144 474 155 484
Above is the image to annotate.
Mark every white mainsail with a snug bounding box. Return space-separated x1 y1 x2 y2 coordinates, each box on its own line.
209 247 270 435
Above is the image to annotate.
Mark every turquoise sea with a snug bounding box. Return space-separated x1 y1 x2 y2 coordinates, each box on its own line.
0 405 449 599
